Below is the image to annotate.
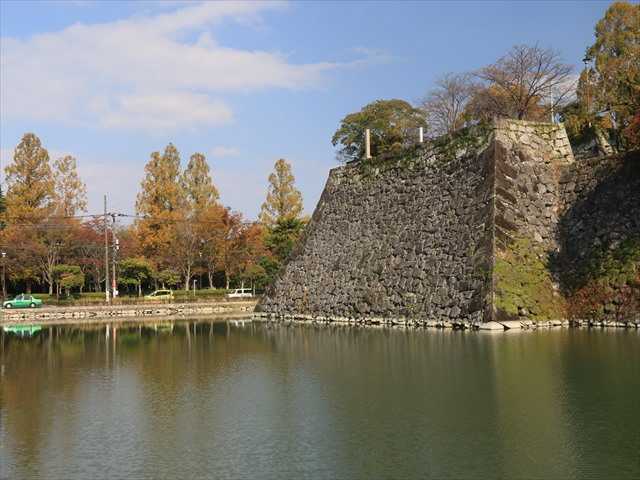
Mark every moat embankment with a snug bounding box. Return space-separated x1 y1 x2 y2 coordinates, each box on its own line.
0 300 257 326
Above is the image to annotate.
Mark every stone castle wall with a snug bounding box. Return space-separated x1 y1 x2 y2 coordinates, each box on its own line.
260 128 495 323
558 151 640 319
490 120 574 321
260 119 639 323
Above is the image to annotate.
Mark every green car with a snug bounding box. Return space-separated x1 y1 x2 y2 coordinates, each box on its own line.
3 294 43 309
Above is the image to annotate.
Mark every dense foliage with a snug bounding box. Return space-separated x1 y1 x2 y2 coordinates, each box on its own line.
332 99 427 163
0 135 308 298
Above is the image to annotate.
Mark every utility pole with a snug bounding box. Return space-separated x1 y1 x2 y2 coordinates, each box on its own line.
1 251 6 300
104 195 110 304
111 213 118 300
583 56 592 128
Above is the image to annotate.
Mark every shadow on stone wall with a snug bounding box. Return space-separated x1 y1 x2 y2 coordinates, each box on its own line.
557 151 640 319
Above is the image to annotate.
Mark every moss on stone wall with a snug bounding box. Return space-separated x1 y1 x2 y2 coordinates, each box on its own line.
567 237 640 319
577 237 640 289
494 237 566 321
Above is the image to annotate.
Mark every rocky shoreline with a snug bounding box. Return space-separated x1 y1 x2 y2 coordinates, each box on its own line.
253 312 640 331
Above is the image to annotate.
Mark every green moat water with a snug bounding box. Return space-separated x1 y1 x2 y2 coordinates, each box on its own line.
1 321 639 479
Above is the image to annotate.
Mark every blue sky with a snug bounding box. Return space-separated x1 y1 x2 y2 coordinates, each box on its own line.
0 0 612 219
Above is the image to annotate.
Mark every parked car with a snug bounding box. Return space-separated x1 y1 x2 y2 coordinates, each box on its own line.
143 289 174 301
226 288 253 299
3 294 43 309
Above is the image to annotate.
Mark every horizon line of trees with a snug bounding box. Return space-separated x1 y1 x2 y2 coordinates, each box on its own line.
0 137 306 298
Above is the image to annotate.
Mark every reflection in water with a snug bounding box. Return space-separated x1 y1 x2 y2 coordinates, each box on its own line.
1 322 639 479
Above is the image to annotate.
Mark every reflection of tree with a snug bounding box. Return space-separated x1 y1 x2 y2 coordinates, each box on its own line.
1 328 93 477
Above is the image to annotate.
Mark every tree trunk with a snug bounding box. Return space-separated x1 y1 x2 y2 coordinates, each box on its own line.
208 268 213 288
26 280 32 294
225 270 229 289
138 282 142 297
184 264 191 291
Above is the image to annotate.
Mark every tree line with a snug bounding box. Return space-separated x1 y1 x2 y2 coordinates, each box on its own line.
0 137 305 298
333 2 639 161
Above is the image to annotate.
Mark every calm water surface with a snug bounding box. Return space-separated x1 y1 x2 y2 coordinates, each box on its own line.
1 320 639 479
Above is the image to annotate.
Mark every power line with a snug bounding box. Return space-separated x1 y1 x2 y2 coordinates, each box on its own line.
3 212 258 228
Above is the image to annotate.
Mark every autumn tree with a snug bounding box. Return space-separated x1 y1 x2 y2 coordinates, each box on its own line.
332 99 428 162
71 219 108 292
472 45 574 121
197 203 233 288
4 133 54 221
181 153 219 213
53 155 87 217
227 222 269 293
2 134 55 292
258 159 303 227
421 73 475 136
173 152 220 289
135 144 185 270
0 187 6 230
214 209 244 289
579 1 640 148
53 264 84 297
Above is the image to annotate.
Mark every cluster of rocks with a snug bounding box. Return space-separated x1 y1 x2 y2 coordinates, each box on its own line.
255 312 640 331
571 318 640 328
253 312 579 331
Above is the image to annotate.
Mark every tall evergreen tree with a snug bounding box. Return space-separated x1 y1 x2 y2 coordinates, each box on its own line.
258 159 303 227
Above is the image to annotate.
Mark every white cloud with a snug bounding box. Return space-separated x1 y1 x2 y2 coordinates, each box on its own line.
99 92 233 129
210 146 240 158
0 1 347 132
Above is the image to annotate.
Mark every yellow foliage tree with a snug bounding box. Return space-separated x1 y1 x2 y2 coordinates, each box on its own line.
258 159 303 228
135 144 185 270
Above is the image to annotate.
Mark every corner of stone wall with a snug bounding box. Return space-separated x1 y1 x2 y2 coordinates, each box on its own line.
488 119 572 321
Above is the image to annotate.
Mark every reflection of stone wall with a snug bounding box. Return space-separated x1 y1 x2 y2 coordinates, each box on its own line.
260 119 639 323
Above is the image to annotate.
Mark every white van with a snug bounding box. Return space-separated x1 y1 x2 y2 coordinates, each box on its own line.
226 288 253 299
